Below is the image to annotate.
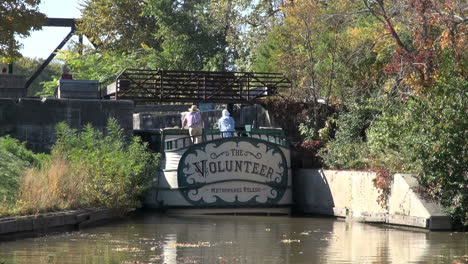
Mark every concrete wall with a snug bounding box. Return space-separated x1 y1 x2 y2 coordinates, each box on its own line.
0 75 26 98
0 98 134 152
294 169 452 230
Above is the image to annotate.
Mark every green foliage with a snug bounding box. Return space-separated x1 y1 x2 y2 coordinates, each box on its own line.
70 0 287 75
264 1 389 102
0 136 42 207
252 27 286 73
38 76 60 98
366 73 467 228
78 0 160 52
52 119 159 208
320 101 379 170
37 0 235 95
146 0 227 71
13 57 62 96
39 49 151 94
298 116 321 142
0 0 46 61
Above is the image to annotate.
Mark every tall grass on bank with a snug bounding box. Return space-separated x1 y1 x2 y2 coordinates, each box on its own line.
14 158 86 215
0 136 44 215
1 119 159 217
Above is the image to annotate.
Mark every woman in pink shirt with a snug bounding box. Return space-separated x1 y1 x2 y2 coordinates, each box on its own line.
182 105 204 144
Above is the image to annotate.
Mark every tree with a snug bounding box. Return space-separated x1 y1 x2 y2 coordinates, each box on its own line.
78 0 228 71
78 0 160 53
208 0 288 71
144 0 227 71
363 0 467 93
78 0 289 71
13 57 62 96
257 1 389 103
0 0 46 62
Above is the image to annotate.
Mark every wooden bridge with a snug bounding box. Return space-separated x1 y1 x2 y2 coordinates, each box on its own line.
104 69 291 103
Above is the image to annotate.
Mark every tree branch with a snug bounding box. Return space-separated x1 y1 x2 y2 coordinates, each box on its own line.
363 0 411 54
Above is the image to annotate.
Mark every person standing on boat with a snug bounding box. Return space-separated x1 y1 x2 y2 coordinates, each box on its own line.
182 105 204 144
218 109 235 137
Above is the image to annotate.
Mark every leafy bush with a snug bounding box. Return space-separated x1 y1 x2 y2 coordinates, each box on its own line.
54 118 159 208
298 117 320 142
366 75 467 229
319 101 379 169
14 119 159 214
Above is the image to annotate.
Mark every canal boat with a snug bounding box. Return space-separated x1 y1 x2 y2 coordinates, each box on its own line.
144 127 292 215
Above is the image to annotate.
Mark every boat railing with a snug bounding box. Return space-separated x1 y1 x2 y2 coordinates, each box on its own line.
164 130 288 151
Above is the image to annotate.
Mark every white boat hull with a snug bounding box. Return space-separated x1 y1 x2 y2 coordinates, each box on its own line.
145 130 292 214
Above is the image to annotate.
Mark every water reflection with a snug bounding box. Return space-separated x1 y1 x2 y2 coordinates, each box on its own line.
323 221 429 263
162 234 177 264
0 213 466 264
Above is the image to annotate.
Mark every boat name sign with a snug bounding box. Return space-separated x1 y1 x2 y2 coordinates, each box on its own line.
177 138 288 206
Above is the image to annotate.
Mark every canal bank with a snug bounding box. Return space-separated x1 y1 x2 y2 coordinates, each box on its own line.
0 208 134 241
0 169 452 242
0 167 454 241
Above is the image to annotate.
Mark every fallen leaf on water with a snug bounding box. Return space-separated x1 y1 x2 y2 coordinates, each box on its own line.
149 255 162 261
112 247 143 252
281 239 301 243
172 242 211 248
109 240 126 243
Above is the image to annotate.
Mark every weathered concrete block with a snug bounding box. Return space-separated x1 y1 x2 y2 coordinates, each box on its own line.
0 74 26 98
15 218 34 233
356 212 387 223
77 208 129 228
386 214 428 228
429 216 452 230
1 208 133 240
0 220 19 235
0 98 134 152
58 80 100 99
294 169 452 230
0 218 33 235
32 215 66 230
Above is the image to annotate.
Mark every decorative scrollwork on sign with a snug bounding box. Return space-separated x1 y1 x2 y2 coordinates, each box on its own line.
210 151 230 159
178 137 288 206
244 151 262 159
269 189 278 197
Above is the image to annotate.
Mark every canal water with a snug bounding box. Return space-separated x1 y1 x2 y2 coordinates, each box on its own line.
0 212 466 264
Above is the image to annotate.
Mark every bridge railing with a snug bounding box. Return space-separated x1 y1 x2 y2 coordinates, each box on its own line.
105 69 291 103
164 129 288 152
